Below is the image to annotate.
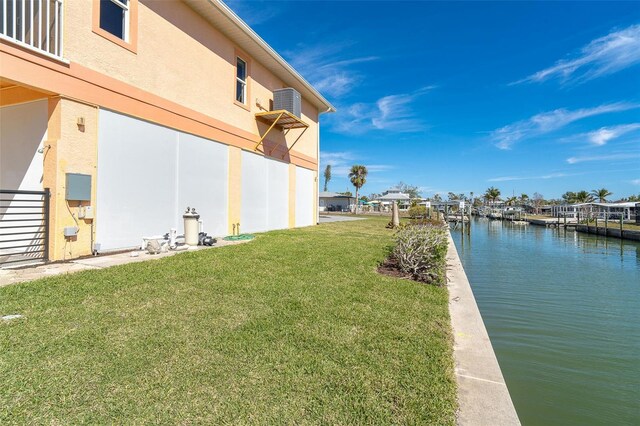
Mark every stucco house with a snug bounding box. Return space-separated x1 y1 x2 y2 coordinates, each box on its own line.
0 0 334 267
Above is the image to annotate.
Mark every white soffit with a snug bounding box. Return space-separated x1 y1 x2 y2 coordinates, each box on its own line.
183 0 335 113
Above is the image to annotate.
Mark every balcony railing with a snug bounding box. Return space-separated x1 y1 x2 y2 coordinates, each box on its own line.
0 0 64 60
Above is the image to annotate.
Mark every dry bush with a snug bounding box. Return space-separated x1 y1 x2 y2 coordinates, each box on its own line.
391 224 448 285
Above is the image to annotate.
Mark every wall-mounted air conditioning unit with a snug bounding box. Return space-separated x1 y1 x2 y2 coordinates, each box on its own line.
273 88 301 118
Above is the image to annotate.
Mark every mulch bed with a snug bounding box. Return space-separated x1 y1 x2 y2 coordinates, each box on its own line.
377 257 413 280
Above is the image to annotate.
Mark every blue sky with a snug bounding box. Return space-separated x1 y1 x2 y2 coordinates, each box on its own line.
227 1 640 200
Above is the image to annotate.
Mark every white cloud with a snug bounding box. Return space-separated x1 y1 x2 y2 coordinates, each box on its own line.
630 179 640 186
491 102 639 149
225 0 283 26
330 86 436 134
319 151 392 178
488 172 571 182
566 152 640 164
284 43 378 98
515 24 640 84
586 123 640 146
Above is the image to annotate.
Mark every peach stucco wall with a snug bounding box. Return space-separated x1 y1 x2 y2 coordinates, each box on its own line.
44 97 99 261
62 0 320 161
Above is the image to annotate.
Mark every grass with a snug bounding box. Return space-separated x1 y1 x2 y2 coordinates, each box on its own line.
0 218 457 424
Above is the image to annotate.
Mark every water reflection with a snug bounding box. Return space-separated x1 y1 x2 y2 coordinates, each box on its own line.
452 219 640 426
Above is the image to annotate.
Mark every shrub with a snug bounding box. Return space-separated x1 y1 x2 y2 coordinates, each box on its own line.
407 205 427 219
391 224 448 285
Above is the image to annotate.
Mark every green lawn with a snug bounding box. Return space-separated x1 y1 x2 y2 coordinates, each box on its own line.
0 218 457 424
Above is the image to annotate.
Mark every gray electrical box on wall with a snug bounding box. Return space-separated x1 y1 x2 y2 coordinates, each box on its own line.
65 173 92 201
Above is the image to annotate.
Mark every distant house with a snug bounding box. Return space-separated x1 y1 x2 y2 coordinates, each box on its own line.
375 187 412 210
319 192 355 212
551 202 639 221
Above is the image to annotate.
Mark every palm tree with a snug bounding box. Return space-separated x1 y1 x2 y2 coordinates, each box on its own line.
348 165 368 214
505 196 517 206
323 165 332 192
484 186 501 205
574 190 594 203
562 191 577 204
520 193 529 205
590 188 612 203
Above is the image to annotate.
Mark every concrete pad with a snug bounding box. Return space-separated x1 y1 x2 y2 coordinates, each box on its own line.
446 231 520 425
0 239 250 288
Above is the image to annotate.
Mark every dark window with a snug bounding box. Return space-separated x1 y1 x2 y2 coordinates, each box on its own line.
99 0 128 40
236 57 247 103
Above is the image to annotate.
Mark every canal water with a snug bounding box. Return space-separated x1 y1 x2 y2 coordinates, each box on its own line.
452 219 640 426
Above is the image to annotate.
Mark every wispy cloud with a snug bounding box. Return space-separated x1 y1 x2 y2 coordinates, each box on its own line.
584 123 640 146
225 0 284 26
514 24 640 85
630 179 640 186
330 86 436 134
491 102 639 149
284 42 379 98
319 151 392 178
566 152 640 164
488 172 573 182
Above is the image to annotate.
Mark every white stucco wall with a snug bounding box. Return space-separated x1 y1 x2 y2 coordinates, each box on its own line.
0 100 48 261
0 100 47 191
295 166 314 227
241 151 269 234
96 109 228 250
241 151 289 234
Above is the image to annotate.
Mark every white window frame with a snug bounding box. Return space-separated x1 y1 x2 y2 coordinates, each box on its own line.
102 0 130 42
236 56 247 104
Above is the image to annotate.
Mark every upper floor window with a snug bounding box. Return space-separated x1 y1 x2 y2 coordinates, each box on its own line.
99 0 130 41
236 57 247 104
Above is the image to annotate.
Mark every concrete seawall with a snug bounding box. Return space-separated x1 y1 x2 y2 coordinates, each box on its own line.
575 225 640 241
446 231 520 425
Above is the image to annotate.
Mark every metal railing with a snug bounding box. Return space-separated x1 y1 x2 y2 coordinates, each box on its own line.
0 189 50 267
0 0 64 60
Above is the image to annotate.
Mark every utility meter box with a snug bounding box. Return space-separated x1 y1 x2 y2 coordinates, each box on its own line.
65 173 91 201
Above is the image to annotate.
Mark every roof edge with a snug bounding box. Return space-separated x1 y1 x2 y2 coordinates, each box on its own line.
208 0 336 113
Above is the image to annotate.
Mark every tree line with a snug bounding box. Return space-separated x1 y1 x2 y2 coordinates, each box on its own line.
322 163 640 210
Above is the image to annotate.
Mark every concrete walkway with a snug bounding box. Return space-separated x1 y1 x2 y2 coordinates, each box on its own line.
446 231 520 425
318 215 365 223
0 239 251 287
